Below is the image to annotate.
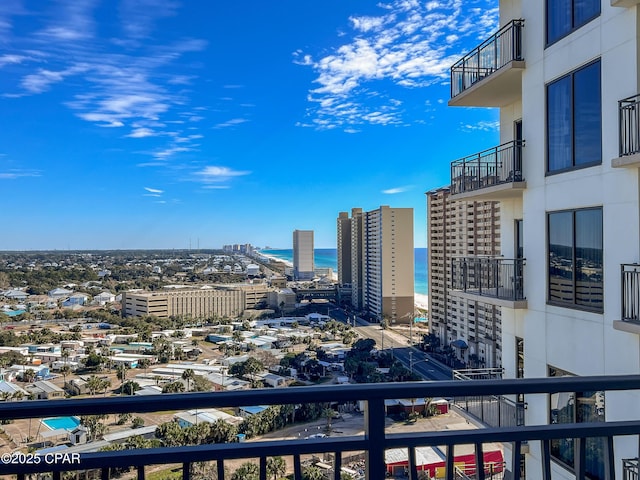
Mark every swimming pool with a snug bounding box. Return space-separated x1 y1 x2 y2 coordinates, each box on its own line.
42 416 80 431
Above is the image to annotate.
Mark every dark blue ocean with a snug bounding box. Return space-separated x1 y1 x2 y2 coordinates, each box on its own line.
261 248 427 295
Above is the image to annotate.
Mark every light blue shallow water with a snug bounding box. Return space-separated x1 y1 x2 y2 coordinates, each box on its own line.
42 416 80 431
262 248 428 295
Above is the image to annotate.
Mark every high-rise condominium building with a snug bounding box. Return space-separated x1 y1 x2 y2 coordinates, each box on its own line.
292 230 314 281
426 187 502 368
434 1 640 477
338 206 414 324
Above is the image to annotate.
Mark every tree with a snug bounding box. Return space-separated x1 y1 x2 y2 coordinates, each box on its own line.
266 456 286 480
181 368 195 392
22 368 36 383
302 466 324 480
231 461 259 480
162 381 185 393
116 364 129 394
121 380 140 395
86 375 103 396
155 420 185 447
137 358 151 374
131 416 145 428
60 365 71 389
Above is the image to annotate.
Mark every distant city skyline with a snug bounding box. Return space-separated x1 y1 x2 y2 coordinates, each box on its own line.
0 0 498 250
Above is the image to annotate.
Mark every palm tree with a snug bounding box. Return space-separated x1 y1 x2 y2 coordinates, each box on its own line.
266 456 286 480
138 358 151 374
86 375 102 396
22 368 36 383
181 369 195 392
60 365 71 390
116 364 129 395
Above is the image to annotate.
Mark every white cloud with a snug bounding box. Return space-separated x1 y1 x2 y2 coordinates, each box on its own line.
461 119 499 132
296 0 498 129
144 187 163 194
382 185 412 194
119 0 179 41
127 127 156 138
213 118 249 129
0 169 41 179
195 166 251 185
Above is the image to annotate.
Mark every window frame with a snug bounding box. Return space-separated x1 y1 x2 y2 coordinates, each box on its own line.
546 59 602 176
545 0 601 47
546 206 603 313
548 366 606 479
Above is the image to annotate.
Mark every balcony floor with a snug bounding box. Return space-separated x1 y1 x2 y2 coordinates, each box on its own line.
612 152 640 168
451 289 528 309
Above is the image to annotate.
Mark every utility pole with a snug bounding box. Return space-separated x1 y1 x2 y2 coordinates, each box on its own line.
409 350 413 373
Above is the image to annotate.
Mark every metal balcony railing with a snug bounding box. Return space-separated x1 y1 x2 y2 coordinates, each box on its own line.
450 141 524 196
453 369 525 429
451 257 525 301
2 376 640 480
451 19 524 98
619 94 640 157
622 264 640 323
624 458 639 480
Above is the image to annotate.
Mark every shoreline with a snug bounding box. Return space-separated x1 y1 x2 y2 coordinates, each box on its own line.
260 251 428 311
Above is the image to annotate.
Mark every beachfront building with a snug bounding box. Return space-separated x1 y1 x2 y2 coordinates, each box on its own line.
426 187 502 368
292 230 314 281
337 211 352 285
121 283 271 319
338 206 414 324
436 1 640 478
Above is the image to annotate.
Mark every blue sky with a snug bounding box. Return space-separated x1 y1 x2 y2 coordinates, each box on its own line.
0 0 499 250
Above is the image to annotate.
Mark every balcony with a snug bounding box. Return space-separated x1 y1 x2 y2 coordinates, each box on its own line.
449 20 525 107
450 141 525 201
1 377 640 479
451 257 527 309
613 94 640 168
614 264 640 334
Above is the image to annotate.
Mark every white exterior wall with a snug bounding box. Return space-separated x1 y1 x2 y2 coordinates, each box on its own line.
495 1 640 478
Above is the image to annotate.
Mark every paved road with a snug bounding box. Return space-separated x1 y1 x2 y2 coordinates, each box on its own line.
327 306 453 381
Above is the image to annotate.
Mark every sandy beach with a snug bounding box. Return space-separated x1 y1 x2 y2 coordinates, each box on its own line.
415 293 429 310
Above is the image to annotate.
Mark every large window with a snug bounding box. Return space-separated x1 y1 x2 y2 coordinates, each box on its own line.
549 366 605 480
546 0 600 45
548 208 603 311
547 60 601 174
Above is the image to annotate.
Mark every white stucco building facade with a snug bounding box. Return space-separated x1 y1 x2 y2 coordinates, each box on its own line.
440 1 640 478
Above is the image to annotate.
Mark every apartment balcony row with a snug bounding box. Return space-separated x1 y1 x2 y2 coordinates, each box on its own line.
449 19 525 107
450 141 525 201
3 376 640 480
451 257 527 309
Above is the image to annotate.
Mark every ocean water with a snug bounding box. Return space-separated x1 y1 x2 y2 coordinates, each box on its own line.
262 248 428 295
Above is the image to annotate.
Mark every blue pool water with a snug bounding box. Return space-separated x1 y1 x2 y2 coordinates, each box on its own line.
42 416 80 431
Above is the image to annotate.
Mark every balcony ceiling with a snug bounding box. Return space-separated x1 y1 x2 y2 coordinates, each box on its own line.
449 61 525 108
450 181 526 202
611 0 640 7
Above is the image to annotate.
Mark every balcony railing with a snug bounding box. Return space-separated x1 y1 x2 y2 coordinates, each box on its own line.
451 19 524 99
624 458 639 480
620 94 640 157
622 264 640 323
451 257 525 302
453 369 525 429
450 141 524 196
3 376 640 480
